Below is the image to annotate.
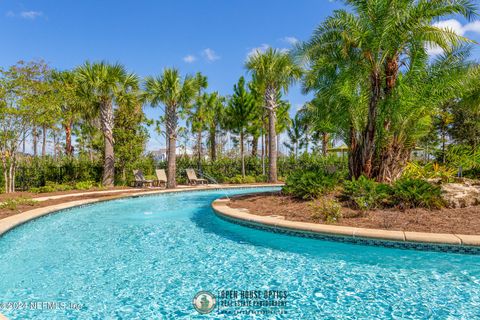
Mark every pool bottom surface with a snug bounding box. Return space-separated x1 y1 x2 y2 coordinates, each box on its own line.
0 187 479 319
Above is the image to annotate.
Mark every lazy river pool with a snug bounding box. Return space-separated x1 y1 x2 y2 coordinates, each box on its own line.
0 187 479 319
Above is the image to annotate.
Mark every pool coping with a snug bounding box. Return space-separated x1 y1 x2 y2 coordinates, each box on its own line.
0 184 283 320
211 197 480 254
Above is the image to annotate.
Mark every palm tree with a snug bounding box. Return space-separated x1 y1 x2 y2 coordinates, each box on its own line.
275 98 291 157
225 77 257 177
298 0 476 181
302 96 336 156
144 68 198 188
284 114 305 158
76 61 138 187
204 92 225 161
246 48 302 182
189 72 209 164
51 70 87 156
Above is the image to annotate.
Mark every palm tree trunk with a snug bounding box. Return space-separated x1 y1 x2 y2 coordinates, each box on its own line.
33 127 38 157
441 124 447 164
266 86 277 183
360 69 381 178
251 136 258 157
322 132 328 156
209 128 216 161
53 132 58 160
100 99 115 187
166 104 177 188
65 120 73 156
276 134 280 158
197 130 202 164
42 125 47 157
240 131 245 177
261 129 265 175
22 132 26 153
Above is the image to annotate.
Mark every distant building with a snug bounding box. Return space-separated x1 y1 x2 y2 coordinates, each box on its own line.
150 147 194 162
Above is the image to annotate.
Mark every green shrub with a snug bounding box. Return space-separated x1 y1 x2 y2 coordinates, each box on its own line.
226 175 256 184
402 162 456 183
45 181 73 192
310 197 342 223
391 178 445 209
283 170 341 200
74 180 95 190
29 181 73 193
255 175 267 183
342 176 392 210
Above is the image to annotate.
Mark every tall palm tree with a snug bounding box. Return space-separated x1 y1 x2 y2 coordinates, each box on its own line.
76 61 138 187
144 68 198 188
298 0 476 181
51 70 87 156
284 114 305 158
204 92 225 161
275 98 291 157
225 77 257 177
189 72 209 163
246 48 302 182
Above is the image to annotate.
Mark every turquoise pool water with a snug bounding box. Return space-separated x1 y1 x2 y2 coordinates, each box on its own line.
0 187 479 319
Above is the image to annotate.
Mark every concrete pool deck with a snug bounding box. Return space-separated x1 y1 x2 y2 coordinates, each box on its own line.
211 197 480 248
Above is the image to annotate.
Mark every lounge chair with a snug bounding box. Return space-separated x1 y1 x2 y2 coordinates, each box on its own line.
186 169 208 185
155 169 167 187
132 169 153 188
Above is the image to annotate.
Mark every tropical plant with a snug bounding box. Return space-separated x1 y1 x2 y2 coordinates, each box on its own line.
246 48 302 182
275 98 291 156
297 0 477 182
75 61 139 187
342 176 392 210
224 77 257 177
113 92 150 183
51 70 86 156
284 114 305 158
144 68 198 188
205 93 225 161
187 73 209 164
283 170 340 200
392 178 445 209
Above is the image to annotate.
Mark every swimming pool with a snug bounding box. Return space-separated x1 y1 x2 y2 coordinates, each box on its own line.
0 187 479 319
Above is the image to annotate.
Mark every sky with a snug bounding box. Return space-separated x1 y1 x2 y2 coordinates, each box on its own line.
1 0 480 152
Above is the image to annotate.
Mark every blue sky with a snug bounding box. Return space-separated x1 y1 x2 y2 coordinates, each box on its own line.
1 0 479 151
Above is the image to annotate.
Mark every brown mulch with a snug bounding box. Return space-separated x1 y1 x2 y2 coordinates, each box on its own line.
230 192 480 235
0 188 158 220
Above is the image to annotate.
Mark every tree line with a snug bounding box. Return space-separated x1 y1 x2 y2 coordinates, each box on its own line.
1 0 480 192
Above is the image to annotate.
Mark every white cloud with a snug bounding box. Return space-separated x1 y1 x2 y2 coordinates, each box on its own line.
6 10 43 19
464 20 480 34
246 44 291 59
201 48 220 62
183 55 196 63
428 19 480 55
20 11 43 19
247 43 270 58
282 36 299 45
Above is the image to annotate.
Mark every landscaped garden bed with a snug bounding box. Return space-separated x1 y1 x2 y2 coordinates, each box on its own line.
230 192 480 235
